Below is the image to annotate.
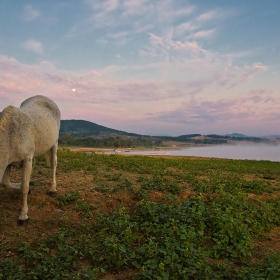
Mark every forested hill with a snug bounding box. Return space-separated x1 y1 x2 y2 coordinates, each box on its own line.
60 119 140 137
59 119 280 148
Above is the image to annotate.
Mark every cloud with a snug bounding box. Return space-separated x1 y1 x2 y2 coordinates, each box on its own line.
23 39 44 54
96 37 108 44
0 53 276 136
139 47 158 58
108 31 128 39
169 40 203 53
147 88 279 126
85 0 120 28
23 5 40 21
174 22 198 37
246 89 277 104
122 0 151 16
171 6 195 18
149 33 164 47
86 0 118 13
0 56 167 106
0 54 270 108
107 32 130 45
250 63 267 71
196 10 220 22
83 0 196 40
146 33 206 57
187 29 215 39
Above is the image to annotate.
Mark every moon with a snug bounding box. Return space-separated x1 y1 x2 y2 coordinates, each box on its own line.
72 88 76 92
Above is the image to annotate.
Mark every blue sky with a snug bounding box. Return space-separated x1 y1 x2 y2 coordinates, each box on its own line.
0 0 279 136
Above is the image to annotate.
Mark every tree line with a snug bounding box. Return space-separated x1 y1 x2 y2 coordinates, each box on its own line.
58 134 162 148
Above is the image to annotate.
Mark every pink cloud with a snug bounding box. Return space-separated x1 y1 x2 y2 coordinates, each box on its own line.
148 90 279 127
250 63 267 71
0 56 172 107
149 33 163 47
5 53 259 109
0 56 23 72
0 54 275 136
169 40 202 53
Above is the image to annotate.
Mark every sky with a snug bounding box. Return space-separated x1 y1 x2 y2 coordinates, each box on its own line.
0 0 280 136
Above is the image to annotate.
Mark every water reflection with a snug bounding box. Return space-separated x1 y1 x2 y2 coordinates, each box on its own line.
111 145 280 162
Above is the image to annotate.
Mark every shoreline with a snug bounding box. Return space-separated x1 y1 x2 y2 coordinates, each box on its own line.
63 139 280 154
61 143 280 162
63 143 202 154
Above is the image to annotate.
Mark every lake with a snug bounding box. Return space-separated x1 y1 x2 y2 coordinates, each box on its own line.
113 144 280 162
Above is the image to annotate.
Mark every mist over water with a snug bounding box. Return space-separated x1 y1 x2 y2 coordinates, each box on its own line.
123 144 280 162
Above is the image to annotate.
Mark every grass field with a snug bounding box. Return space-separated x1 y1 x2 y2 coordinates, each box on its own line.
1 149 280 279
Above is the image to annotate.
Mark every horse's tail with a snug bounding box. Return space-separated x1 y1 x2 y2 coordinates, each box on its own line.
45 150 51 167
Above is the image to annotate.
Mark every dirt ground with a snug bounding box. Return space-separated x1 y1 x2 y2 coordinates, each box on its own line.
0 167 136 246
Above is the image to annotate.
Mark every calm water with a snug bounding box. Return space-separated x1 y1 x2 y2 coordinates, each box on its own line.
114 145 280 162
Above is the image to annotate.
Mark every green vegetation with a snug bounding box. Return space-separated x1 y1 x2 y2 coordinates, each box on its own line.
1 150 280 279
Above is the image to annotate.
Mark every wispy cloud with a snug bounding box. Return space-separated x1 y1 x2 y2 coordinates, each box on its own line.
23 39 44 55
147 88 278 126
122 0 151 16
23 5 41 21
187 29 215 39
108 31 128 39
143 33 207 58
96 37 108 44
196 10 220 22
174 22 198 37
85 0 118 13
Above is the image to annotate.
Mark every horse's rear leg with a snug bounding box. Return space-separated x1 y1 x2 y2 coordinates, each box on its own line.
1 165 21 190
1 161 34 193
18 157 33 225
47 142 58 198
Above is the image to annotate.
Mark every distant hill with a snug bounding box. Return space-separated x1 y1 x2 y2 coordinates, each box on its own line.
60 119 140 137
225 133 248 138
263 135 280 139
225 133 280 139
57 119 279 147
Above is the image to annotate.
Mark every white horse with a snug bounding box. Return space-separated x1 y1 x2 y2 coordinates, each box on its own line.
0 95 60 225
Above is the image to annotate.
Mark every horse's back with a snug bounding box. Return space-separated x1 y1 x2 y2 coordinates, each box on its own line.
20 95 61 157
20 95 60 127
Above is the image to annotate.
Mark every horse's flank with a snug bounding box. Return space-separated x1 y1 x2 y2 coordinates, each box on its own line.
0 105 16 131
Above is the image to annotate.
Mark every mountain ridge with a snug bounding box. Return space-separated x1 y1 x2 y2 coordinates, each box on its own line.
60 119 141 137
60 119 278 139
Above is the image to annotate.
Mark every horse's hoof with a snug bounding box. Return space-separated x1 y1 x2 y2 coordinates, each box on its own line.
18 218 29 226
48 191 57 198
